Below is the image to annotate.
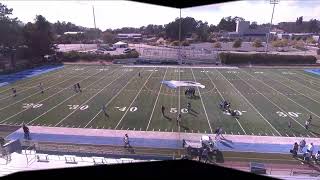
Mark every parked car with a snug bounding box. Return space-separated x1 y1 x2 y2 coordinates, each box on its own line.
123 48 132 53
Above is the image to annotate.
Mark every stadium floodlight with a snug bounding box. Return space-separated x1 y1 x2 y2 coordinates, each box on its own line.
178 8 182 64
265 0 280 53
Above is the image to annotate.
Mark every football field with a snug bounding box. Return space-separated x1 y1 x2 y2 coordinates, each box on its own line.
0 64 320 138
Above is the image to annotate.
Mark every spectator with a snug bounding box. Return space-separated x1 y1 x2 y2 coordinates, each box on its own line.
22 124 30 140
182 139 187 148
290 142 299 157
0 137 4 147
299 139 306 153
307 143 314 156
123 134 130 148
315 151 320 163
304 152 311 162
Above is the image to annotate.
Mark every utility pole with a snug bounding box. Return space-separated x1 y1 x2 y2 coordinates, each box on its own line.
92 5 96 29
265 0 279 53
178 8 182 64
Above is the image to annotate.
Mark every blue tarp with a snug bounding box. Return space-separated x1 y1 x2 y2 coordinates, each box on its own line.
304 69 320 76
6 131 317 154
0 65 64 87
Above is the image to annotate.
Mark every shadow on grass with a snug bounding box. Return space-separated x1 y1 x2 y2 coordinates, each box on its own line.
219 141 234 149
163 115 172 121
180 124 190 131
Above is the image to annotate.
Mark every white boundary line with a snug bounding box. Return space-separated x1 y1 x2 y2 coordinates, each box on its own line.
237 71 316 137
258 71 320 121
0 68 109 124
0 67 95 112
114 69 155 129
215 69 282 136
84 68 142 128
27 68 120 125
54 71 129 127
146 67 168 131
204 68 247 135
191 68 213 134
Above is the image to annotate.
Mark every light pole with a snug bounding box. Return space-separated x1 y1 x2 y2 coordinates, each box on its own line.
178 8 182 64
265 0 279 53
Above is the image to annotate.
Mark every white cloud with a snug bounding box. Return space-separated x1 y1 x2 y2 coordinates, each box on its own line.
2 0 320 30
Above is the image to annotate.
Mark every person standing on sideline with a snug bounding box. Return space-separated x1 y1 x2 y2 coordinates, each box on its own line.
77 83 81 92
138 72 141 78
187 102 191 113
102 104 109 118
307 115 312 124
176 113 181 126
305 120 310 130
288 120 292 129
299 139 306 153
123 134 130 148
22 124 30 140
39 83 44 93
161 105 165 116
73 84 78 93
12 88 17 97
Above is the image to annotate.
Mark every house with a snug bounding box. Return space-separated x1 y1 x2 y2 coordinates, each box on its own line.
113 41 128 48
117 33 142 42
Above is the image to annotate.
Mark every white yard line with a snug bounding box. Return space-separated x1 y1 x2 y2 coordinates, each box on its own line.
276 70 320 97
236 72 315 137
0 68 94 112
0 73 73 101
54 71 128 127
204 68 247 135
26 68 120 125
0 69 107 124
0 66 74 94
114 69 155 129
83 68 142 128
290 71 320 87
294 71 320 82
259 71 320 120
191 68 213 134
215 69 281 136
178 67 181 133
146 67 168 131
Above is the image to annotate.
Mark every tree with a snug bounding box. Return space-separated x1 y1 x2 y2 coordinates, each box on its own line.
233 39 242 48
213 42 221 48
306 37 316 44
217 16 245 32
252 39 263 48
309 19 319 33
296 16 303 25
102 31 116 44
249 22 258 29
23 15 56 58
0 3 23 48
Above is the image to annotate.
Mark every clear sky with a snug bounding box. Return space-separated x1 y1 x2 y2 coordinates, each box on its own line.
2 0 320 30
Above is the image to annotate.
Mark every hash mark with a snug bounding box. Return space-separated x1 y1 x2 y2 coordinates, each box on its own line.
258 133 261 136
231 132 233 135
127 128 129 130
165 129 167 131
272 133 275 136
251 133 254 135
265 133 268 136
238 132 240 135
152 128 154 131
102 126 105 129
286 134 289 137
172 129 173 132
185 130 186 132
140 128 142 131
133 128 135 130
158 129 160 131
49 124 52 126
191 130 193 133
293 133 296 137
307 134 311 137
